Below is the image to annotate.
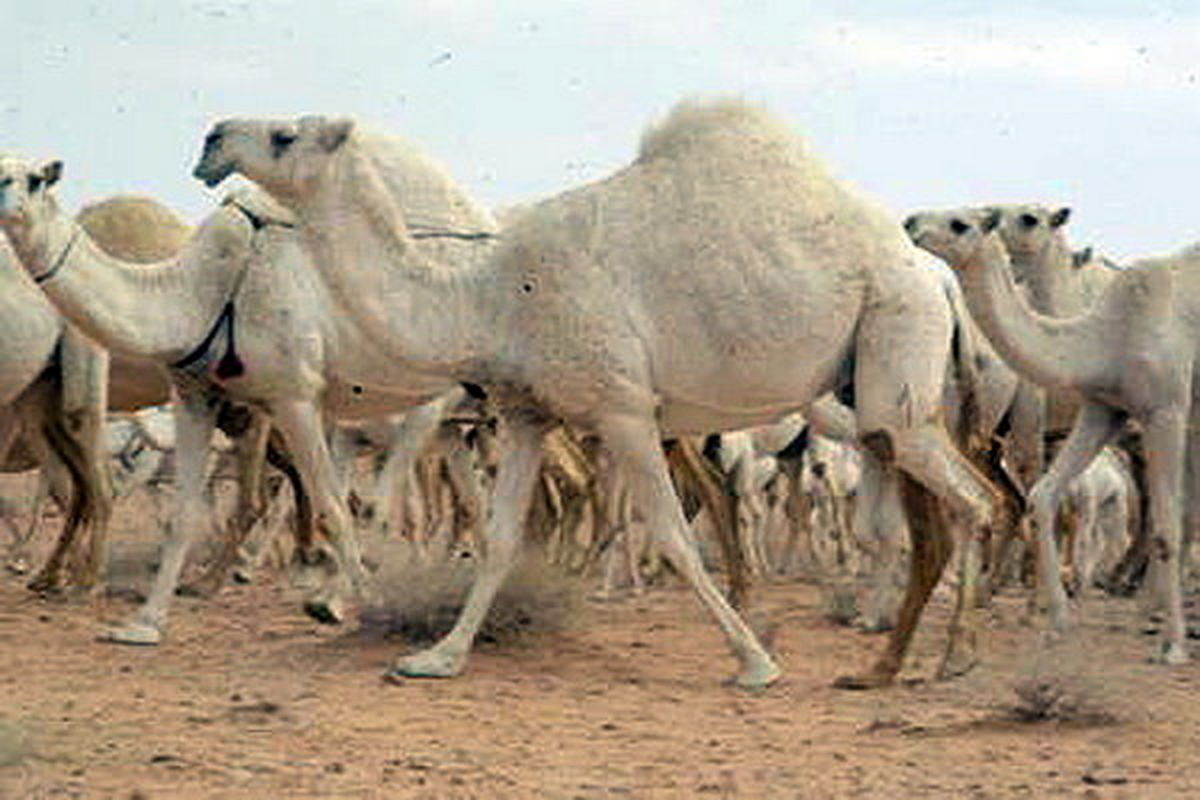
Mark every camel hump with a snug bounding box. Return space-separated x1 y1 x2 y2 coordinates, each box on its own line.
637 97 799 164
220 184 298 228
77 195 191 263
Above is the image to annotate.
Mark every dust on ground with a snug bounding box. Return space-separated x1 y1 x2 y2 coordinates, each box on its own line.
2 486 1200 798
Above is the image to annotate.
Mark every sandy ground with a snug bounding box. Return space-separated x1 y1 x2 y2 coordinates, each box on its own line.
3 485 1200 798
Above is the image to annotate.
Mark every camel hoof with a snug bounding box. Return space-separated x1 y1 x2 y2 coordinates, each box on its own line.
100 620 163 646
302 597 345 625
26 572 61 595
732 659 782 690
936 653 978 681
385 648 466 680
6 558 29 576
231 567 254 585
832 671 895 691
1154 642 1189 666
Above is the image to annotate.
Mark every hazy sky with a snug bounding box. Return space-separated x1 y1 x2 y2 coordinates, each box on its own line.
10 1 1199 259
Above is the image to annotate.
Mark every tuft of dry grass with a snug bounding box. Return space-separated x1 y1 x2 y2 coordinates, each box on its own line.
360 546 586 645
1007 634 1126 725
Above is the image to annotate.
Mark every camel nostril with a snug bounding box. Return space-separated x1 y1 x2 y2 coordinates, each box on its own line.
903 215 918 234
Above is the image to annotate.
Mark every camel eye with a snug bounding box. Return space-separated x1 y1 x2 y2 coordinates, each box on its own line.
1019 213 1038 228
949 218 970 235
270 130 297 157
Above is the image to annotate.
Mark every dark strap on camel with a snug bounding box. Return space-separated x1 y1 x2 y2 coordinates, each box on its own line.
410 228 496 242
170 300 243 378
33 228 81 284
169 200 273 378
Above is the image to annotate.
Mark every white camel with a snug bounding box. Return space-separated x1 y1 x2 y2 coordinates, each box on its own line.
190 99 1011 688
0 153 499 643
905 207 1193 664
1061 447 1134 593
0 194 190 591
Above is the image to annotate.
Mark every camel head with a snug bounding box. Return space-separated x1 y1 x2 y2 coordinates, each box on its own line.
192 116 356 202
902 207 1002 268
987 203 1071 261
0 156 63 233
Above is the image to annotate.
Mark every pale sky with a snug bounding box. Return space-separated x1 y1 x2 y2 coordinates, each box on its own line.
9 1 1199 259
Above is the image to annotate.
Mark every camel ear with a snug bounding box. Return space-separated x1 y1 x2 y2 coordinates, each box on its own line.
1072 246 1092 269
38 160 63 188
981 208 1002 234
1050 206 1071 228
317 118 355 153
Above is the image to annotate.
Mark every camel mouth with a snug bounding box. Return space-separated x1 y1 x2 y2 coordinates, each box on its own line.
193 161 234 188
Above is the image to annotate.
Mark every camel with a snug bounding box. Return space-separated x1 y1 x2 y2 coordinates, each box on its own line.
0 152 502 643
904 206 1193 664
0 192 191 590
1 194 299 602
190 99 1011 688
1061 447 1134 594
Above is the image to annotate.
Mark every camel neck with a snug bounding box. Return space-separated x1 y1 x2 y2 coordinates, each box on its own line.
957 234 1096 391
1009 235 1083 317
10 208 247 363
288 152 497 381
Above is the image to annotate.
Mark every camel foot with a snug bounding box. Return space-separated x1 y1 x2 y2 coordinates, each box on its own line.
832 669 896 691
302 596 345 625
231 565 255 585
6 557 29 576
26 571 63 595
1153 641 1189 666
385 647 467 681
100 620 163 646
936 648 978 681
732 658 782 690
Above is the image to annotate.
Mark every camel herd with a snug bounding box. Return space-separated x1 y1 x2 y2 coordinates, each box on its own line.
0 97 1187 689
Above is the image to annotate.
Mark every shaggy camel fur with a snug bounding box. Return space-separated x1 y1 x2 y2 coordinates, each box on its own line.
905 207 1192 664
194 99 1008 688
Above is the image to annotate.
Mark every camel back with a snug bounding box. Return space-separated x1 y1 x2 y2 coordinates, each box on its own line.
77 195 191 264
510 97 913 288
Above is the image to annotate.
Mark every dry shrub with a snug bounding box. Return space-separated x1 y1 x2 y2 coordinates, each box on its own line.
360 546 585 645
1008 634 1127 725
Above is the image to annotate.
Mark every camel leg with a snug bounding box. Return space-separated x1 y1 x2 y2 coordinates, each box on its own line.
182 411 271 597
1026 402 1124 632
1180 421 1200 588
387 411 549 680
269 399 371 624
835 472 954 689
666 438 748 609
25 440 87 594
589 414 778 687
1142 408 1188 664
855 455 905 633
102 387 216 645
